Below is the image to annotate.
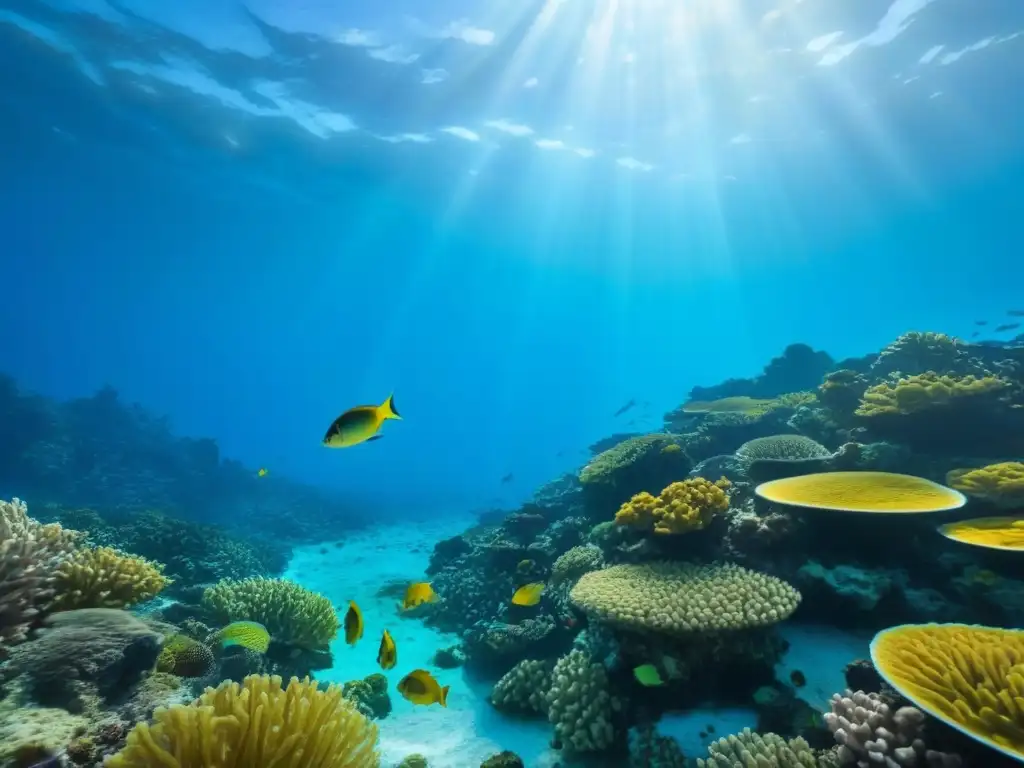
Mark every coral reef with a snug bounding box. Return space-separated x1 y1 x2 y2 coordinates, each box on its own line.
571 562 801 634
945 462 1024 509
615 477 731 535
697 728 836 767
105 674 379 767
579 434 692 514
343 672 392 720
490 658 552 715
201 577 339 649
52 546 169 611
546 649 616 753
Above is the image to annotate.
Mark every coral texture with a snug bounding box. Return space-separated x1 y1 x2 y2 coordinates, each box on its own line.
201 577 339 648
545 649 615 753
697 728 835 767
105 674 379 767
855 372 1010 417
53 545 169 610
490 659 553 715
871 623 1024 760
754 472 966 514
945 462 1024 508
615 477 731 535
570 562 800 633
550 545 604 586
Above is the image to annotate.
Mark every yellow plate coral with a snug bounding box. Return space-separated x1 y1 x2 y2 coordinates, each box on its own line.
870 623 1024 762
754 471 966 514
937 517 1024 552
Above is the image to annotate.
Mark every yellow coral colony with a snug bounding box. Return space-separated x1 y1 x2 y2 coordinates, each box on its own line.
616 477 731 534
937 517 1024 552
946 462 1024 509
855 372 1010 417
754 472 966 514
870 623 1024 761
106 674 380 768
52 546 169 610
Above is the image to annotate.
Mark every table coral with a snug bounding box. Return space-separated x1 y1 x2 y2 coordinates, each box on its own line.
570 562 800 634
754 472 966 514
870 623 1024 761
855 372 1011 417
615 477 731 535
52 545 170 610
938 516 1024 551
105 674 379 768
201 577 339 649
945 462 1024 509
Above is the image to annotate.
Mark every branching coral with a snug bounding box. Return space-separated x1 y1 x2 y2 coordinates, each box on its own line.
202 578 339 648
855 372 1011 417
615 477 731 535
870 623 1024 761
570 562 800 634
490 659 553 715
545 649 616 753
105 674 379 768
52 546 169 610
697 728 836 767
824 689 961 767
1 497 82 654
945 462 1024 509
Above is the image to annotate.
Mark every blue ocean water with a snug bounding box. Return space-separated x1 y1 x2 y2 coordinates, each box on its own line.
1 1 1024 766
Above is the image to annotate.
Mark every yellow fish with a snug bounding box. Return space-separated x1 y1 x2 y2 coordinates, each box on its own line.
377 629 397 670
323 394 401 448
215 621 271 653
257 468 268 477
397 668 449 707
403 582 438 611
511 582 545 607
344 601 364 645
633 664 664 687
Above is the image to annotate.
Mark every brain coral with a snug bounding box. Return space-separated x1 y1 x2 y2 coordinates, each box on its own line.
106 674 379 768
52 546 169 611
735 435 831 466
855 372 1010 417
570 562 800 634
615 477 731 535
202 577 339 648
946 462 1024 509
870 623 1024 761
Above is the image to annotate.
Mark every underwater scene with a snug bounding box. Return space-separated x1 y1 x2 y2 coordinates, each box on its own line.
2 0 1024 766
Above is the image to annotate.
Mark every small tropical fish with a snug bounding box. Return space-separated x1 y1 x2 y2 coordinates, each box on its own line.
501 473 514 484
613 398 637 418
323 394 401 448
397 668 449 707
707 724 716 734
633 664 664 687
403 582 438 610
377 629 397 670
511 582 545 606
971 332 980 338
344 601 364 645
216 620 271 653
995 323 1021 333
1008 310 1024 317
699 731 707 739
975 320 988 326
257 467 268 478
790 669 806 688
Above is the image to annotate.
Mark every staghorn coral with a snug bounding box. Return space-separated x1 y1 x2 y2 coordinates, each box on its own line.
105 674 379 768
945 462 1024 509
855 372 1011 417
546 649 616 753
824 689 961 767
550 545 604 586
490 659 553 715
870 623 1024 761
202 577 339 648
754 472 966 514
615 477 731 535
156 634 215 678
570 562 800 634
53 546 169 610
0 497 81 654
697 728 837 767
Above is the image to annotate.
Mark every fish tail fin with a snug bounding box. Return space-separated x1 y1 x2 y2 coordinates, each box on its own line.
440 685 450 707
381 393 401 420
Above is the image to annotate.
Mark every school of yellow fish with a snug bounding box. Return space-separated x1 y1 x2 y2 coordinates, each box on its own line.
319 395 554 709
